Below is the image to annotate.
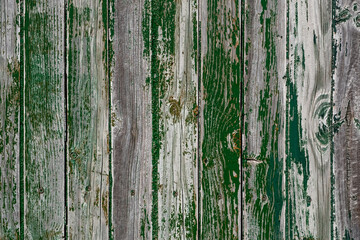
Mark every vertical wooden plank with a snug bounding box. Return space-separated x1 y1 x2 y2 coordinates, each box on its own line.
0 0 20 238
242 0 287 238
243 0 333 238
114 0 200 238
111 0 153 239
24 0 65 238
286 0 332 238
199 0 241 239
333 0 360 238
154 0 199 239
67 0 109 238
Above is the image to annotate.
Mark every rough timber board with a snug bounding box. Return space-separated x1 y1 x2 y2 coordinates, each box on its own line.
333 0 360 238
111 0 153 239
0 0 20 238
23 0 65 238
199 0 242 239
243 0 333 239
66 0 110 238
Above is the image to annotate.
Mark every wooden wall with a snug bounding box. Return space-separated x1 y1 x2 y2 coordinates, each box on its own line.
0 0 359 239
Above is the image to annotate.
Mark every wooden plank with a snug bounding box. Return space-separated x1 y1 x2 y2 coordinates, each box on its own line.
286 0 332 238
242 0 286 238
199 0 241 238
154 1 199 239
0 0 20 238
243 0 333 239
111 0 153 239
113 0 199 238
23 0 65 238
66 0 109 238
333 0 360 238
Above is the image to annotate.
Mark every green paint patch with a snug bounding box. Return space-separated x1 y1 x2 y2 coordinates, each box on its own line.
201 0 241 239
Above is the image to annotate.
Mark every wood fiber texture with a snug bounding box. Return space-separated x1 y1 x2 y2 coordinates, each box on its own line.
0 0 359 239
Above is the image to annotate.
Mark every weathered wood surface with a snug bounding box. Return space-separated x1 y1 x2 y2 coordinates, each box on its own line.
244 0 333 239
2 0 360 239
242 0 286 238
0 0 20 238
199 0 241 239
67 0 110 238
111 0 153 239
333 0 360 239
23 0 66 239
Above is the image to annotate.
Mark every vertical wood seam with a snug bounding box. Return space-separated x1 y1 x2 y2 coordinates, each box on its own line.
197 1 201 239
19 0 25 238
240 0 245 239
107 0 113 238
330 0 335 238
64 0 68 238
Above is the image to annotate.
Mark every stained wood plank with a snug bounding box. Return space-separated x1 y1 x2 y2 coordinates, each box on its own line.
113 0 199 238
242 0 286 238
67 0 110 238
24 0 65 238
0 0 20 238
111 0 153 239
286 0 332 238
243 0 333 239
199 0 241 238
155 1 199 239
333 0 360 238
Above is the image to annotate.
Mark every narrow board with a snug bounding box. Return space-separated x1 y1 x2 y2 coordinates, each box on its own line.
111 0 153 239
0 0 20 238
67 0 110 238
242 0 286 238
24 0 65 238
333 0 360 238
286 0 332 238
199 0 242 238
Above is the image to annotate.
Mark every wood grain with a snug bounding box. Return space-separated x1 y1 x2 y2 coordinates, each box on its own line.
67 0 109 238
111 0 153 239
24 0 65 238
286 0 332 238
137 0 199 238
199 0 241 239
333 0 360 238
1 0 360 238
243 0 286 238
243 0 333 239
0 0 20 238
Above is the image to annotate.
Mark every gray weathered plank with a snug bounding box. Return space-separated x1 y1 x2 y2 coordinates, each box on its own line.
24 0 65 238
111 0 153 239
242 0 286 238
286 0 333 239
67 0 110 238
333 0 360 238
0 0 20 238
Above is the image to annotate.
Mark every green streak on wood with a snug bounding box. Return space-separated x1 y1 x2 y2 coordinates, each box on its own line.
243 0 283 238
67 0 109 237
142 0 177 238
201 0 241 239
0 3 20 233
20 0 25 238
24 0 65 238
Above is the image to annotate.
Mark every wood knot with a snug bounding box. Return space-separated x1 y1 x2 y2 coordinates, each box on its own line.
38 187 44 194
131 190 135 196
